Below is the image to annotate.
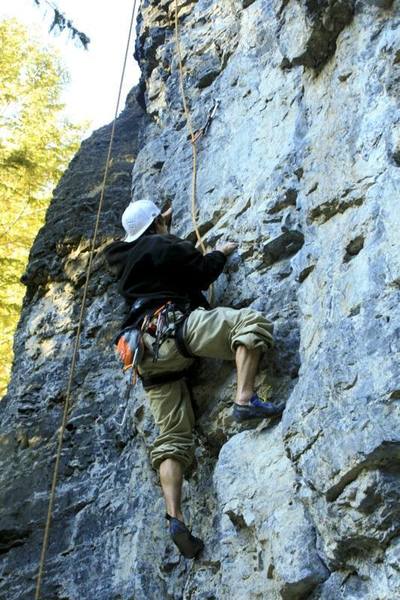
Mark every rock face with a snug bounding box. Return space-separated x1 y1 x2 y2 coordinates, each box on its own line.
1 1 400 599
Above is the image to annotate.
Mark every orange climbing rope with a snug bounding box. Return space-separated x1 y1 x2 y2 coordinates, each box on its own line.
34 1 139 598
174 0 207 256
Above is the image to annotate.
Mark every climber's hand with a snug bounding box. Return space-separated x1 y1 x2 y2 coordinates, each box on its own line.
217 241 237 256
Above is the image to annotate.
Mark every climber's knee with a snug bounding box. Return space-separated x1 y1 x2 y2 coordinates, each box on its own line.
152 447 194 472
230 308 274 353
184 306 273 360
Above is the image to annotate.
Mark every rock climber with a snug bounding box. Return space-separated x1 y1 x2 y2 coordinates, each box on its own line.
105 199 284 559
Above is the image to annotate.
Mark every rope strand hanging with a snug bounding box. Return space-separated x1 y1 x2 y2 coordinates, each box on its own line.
173 0 206 256
34 0 138 597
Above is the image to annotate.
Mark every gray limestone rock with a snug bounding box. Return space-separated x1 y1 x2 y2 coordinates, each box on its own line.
1 0 400 599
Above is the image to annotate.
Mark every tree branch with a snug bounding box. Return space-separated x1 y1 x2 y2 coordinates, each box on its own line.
33 0 90 49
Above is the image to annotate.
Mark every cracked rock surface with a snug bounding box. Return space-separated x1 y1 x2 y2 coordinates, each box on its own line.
1 1 400 599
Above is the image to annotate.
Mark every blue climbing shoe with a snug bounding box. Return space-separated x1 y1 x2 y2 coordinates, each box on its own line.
232 394 285 422
166 514 204 559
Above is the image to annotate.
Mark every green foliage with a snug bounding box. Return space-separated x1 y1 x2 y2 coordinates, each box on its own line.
0 18 85 397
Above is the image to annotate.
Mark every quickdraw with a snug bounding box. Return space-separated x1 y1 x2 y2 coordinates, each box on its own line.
189 98 219 143
150 301 181 362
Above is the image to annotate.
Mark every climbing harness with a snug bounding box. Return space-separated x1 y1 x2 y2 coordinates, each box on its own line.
115 301 194 380
34 1 139 598
174 318 197 359
114 302 174 384
114 298 197 395
141 368 191 391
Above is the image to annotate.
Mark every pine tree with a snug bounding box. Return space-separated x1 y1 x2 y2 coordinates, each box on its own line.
0 18 84 396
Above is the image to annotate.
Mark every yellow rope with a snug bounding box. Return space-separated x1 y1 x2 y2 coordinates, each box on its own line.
174 0 206 256
34 1 138 597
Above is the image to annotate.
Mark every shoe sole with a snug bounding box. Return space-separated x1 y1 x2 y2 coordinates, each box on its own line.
233 410 284 423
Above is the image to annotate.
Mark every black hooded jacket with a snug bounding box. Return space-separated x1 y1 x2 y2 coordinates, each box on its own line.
105 233 226 325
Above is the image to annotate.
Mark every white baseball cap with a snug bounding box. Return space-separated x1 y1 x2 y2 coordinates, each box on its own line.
121 200 161 242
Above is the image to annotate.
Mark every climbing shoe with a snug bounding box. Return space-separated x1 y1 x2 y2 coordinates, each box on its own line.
166 514 204 559
232 394 285 422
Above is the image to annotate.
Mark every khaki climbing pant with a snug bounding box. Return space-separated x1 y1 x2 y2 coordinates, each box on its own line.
138 306 274 471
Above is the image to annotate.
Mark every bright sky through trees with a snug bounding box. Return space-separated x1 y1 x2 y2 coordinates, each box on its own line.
0 0 140 133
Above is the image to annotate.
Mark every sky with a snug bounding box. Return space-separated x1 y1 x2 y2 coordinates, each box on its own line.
0 0 141 133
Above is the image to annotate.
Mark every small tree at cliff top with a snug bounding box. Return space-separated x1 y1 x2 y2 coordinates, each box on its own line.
0 18 85 397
